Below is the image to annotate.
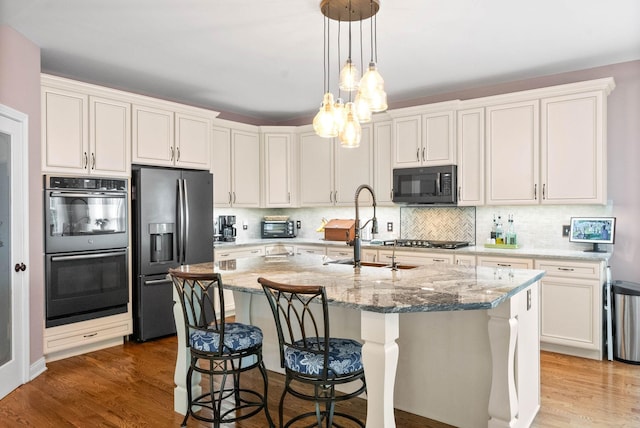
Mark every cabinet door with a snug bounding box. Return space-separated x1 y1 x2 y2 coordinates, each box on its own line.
486 100 539 205
231 130 260 207
264 133 293 207
422 110 455 165
374 121 393 205
212 126 232 207
41 86 88 173
456 108 484 206
132 104 174 166
393 115 422 167
541 91 605 204
539 276 600 351
175 113 211 170
299 132 334 206
335 124 373 206
89 96 130 176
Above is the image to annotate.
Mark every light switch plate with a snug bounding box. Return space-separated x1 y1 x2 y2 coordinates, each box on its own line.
562 225 570 237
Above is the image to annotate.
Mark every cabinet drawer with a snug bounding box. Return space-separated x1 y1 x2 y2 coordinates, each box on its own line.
379 250 454 265
45 320 130 353
215 247 265 260
534 259 601 280
477 256 533 269
295 246 326 256
326 248 353 258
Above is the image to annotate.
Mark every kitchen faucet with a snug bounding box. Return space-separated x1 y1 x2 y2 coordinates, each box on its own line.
353 184 378 268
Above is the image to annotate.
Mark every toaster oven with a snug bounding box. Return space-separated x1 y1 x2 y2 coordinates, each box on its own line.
261 220 296 238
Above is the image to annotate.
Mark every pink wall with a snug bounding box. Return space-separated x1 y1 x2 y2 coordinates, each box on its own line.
0 25 44 365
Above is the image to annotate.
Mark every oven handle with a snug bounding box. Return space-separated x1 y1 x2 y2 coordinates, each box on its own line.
51 250 127 261
144 278 172 286
49 191 126 198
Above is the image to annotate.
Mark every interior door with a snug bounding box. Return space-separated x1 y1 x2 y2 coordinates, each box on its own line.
0 105 29 400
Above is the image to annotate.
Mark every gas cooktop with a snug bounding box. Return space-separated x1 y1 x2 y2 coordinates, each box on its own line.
383 239 471 250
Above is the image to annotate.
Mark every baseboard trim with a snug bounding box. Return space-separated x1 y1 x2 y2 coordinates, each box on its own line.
29 357 47 381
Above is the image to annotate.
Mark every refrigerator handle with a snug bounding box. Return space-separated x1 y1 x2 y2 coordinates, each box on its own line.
183 178 190 263
177 178 186 264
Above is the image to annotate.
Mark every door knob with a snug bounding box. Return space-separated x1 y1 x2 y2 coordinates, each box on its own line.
14 263 26 272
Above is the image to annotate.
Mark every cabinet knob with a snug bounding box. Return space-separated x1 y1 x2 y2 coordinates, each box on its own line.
14 262 27 272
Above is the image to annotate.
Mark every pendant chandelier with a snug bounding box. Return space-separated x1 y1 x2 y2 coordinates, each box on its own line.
313 0 387 148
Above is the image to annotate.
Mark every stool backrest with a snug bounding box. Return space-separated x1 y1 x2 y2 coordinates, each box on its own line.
170 270 226 355
258 277 331 379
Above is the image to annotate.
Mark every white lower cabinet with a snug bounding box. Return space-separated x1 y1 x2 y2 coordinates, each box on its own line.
44 313 132 362
535 259 604 360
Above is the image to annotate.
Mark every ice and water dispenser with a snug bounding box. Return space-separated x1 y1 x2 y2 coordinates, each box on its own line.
149 223 174 263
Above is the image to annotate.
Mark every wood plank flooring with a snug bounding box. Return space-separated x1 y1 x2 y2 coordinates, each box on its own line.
1 335 639 427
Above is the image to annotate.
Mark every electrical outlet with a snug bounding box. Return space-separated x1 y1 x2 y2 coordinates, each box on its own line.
296 220 302 229
243 222 248 230
387 222 393 232
562 225 570 237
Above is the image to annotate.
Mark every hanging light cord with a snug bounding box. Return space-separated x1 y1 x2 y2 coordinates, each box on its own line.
324 12 329 93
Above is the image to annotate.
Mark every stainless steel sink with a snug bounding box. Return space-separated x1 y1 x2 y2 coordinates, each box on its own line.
326 259 417 270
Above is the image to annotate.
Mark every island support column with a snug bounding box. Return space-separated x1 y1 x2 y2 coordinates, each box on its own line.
487 283 540 428
361 310 400 428
172 285 201 415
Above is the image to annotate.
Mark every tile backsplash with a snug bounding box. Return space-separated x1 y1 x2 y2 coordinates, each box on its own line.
217 202 614 252
400 206 476 243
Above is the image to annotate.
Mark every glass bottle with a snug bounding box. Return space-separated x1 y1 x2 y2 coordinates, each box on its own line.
507 214 517 245
495 216 504 244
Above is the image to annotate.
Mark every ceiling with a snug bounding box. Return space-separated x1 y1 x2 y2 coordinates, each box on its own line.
2 0 639 124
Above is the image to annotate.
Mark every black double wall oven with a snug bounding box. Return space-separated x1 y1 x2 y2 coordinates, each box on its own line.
44 176 129 328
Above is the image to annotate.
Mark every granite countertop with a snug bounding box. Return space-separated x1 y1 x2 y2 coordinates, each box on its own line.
214 238 612 262
173 254 545 314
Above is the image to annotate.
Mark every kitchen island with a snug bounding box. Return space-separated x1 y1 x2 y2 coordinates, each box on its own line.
171 254 545 428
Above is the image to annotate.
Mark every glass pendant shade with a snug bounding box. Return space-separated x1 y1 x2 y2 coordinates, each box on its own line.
339 59 360 92
360 62 385 98
367 87 388 113
313 92 339 138
339 102 361 148
354 90 372 123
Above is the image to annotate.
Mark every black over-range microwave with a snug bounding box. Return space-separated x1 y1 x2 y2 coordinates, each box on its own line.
392 165 457 204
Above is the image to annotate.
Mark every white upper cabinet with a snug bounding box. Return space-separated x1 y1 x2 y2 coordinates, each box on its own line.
133 104 212 170
262 128 296 207
541 90 606 204
41 76 131 177
298 131 334 206
373 120 393 205
485 100 540 205
212 120 260 208
390 102 457 168
132 104 175 167
484 78 614 206
174 112 212 169
298 125 373 207
334 124 373 206
456 107 484 206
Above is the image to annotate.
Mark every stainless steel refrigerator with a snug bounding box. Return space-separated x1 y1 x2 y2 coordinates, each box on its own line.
131 165 213 341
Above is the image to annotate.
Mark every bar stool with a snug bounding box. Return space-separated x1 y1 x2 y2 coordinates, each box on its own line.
170 269 274 428
258 277 366 427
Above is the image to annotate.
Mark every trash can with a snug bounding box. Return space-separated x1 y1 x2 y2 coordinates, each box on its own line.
612 280 640 364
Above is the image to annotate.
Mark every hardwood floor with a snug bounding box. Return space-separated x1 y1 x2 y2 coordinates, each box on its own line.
1 336 639 427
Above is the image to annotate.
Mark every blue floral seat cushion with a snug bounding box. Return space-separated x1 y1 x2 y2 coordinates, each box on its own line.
284 337 363 376
190 322 263 353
